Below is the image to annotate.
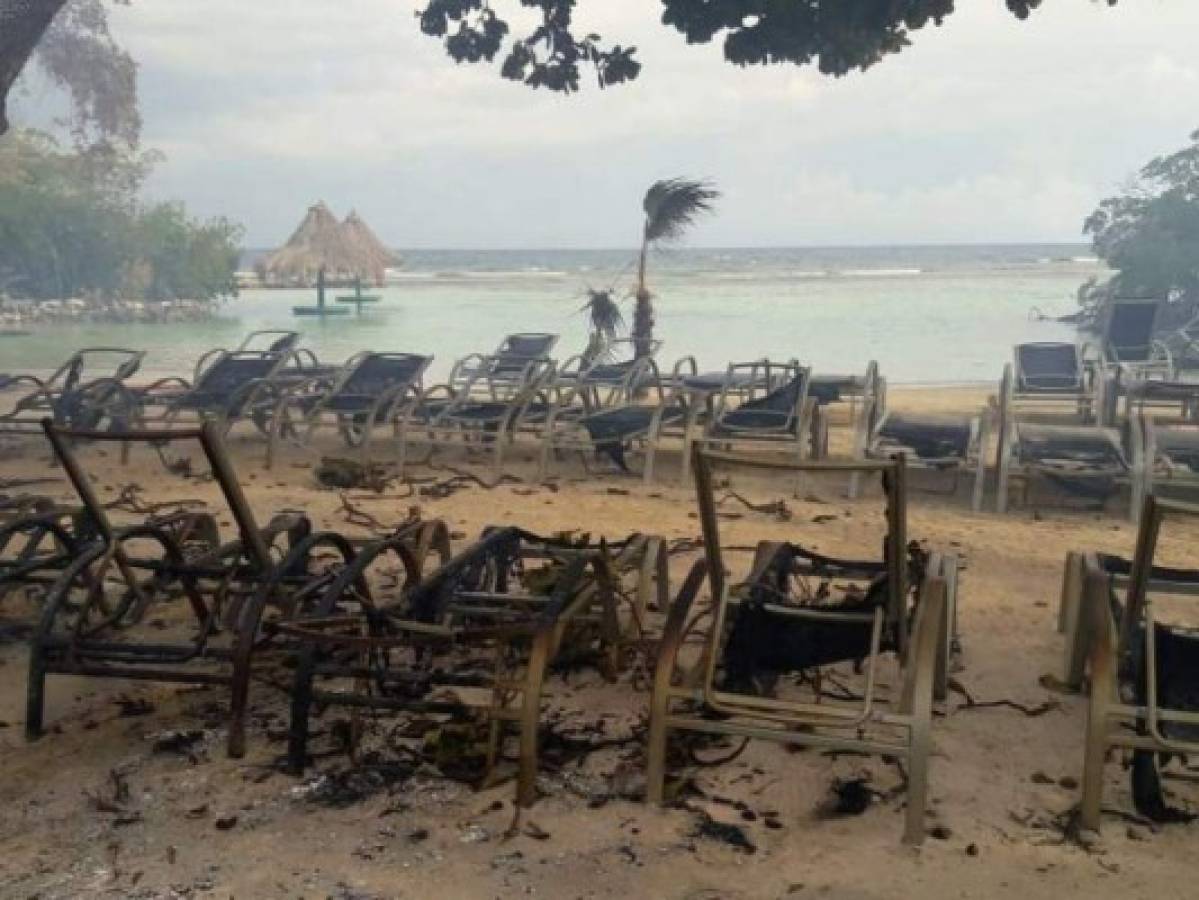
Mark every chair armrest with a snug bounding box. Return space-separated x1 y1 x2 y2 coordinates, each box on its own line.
670 355 698 382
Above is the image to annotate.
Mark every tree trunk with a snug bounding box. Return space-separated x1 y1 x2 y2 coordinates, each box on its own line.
0 0 68 136
632 236 654 358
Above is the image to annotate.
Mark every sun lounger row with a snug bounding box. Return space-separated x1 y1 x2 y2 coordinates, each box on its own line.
2 331 868 486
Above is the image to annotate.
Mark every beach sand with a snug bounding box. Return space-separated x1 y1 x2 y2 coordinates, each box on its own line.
0 385 1195 899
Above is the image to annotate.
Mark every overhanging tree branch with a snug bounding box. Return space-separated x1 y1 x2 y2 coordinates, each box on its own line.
0 0 69 136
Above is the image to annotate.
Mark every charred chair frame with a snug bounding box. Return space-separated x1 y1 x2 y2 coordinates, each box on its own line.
0 504 84 610
0 348 145 435
0 499 212 609
647 450 953 845
25 420 374 757
281 527 667 807
1075 496 1199 829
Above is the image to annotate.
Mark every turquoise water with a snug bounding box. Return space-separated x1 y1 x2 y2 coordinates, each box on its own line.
0 245 1099 384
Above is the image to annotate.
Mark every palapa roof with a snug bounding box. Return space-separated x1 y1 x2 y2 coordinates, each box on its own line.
340 210 400 273
261 202 398 286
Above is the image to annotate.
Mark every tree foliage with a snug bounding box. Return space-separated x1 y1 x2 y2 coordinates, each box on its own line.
2 0 140 147
417 0 639 91
1080 128 1199 323
0 0 1123 140
0 130 241 302
419 1 1118 90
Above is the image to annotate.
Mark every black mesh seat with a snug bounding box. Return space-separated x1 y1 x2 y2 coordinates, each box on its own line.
711 374 806 436
1016 343 1083 392
878 415 973 461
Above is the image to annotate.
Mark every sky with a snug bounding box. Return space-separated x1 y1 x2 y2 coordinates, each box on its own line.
14 0 1199 248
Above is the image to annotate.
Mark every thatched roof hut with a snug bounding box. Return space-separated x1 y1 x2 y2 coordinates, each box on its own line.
340 210 400 282
260 203 398 287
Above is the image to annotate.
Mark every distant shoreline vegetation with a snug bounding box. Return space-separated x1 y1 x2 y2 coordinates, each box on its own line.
0 130 242 317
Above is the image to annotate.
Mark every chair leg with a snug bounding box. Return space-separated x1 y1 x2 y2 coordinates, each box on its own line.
285 649 318 774
358 423 376 476
24 643 46 740
1080 640 1114 831
903 727 931 845
538 434 554 483
793 438 806 498
996 447 1011 514
646 693 670 804
971 415 990 512
395 425 410 480
491 432 506 479
515 633 551 808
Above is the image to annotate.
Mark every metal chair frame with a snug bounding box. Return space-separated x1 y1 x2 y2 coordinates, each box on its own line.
1074 496 1199 829
280 527 667 807
646 450 953 845
24 420 388 757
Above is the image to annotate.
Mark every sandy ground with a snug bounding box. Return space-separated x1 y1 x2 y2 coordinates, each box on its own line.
1 385 1197 900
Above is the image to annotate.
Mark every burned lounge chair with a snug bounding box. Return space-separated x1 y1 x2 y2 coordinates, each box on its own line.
1072 496 1199 828
24 420 439 757
0 496 224 633
995 416 1138 518
263 352 431 469
280 527 667 806
0 501 84 616
647 451 956 845
0 348 145 434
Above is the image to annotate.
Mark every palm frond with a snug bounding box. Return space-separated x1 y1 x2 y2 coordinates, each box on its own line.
580 287 624 339
642 177 719 244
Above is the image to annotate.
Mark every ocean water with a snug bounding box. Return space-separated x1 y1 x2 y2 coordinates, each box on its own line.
1 245 1101 384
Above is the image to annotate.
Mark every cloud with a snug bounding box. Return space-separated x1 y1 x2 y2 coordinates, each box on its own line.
18 0 1194 247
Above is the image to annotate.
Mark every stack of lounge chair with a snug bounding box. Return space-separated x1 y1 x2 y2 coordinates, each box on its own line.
852 364 988 509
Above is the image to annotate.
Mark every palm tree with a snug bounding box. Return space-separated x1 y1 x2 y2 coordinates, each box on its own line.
632 177 719 357
580 287 624 364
